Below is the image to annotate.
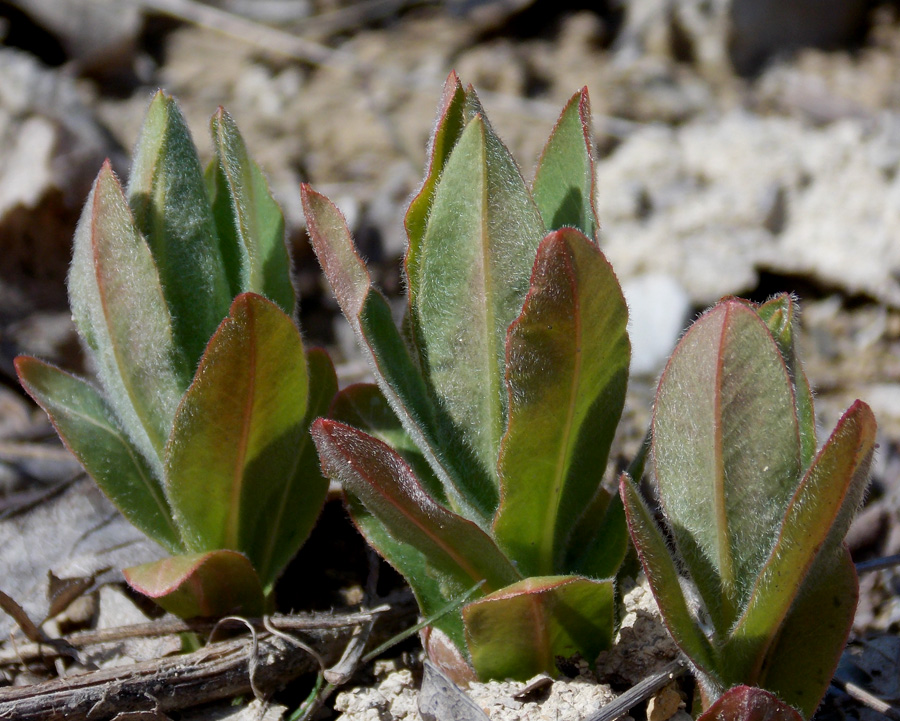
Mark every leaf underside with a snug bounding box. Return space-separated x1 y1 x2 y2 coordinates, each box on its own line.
697 686 803 721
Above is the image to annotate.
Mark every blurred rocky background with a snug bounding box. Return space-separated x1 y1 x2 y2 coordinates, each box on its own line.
1 0 900 677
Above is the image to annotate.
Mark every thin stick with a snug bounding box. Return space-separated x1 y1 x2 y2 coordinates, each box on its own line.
583 660 689 721
832 676 900 721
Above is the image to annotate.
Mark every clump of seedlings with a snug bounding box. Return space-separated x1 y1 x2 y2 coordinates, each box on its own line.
12 76 877 721
16 92 335 617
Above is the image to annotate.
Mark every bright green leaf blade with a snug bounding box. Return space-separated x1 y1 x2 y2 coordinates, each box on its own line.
652 300 801 633
756 295 817 468
494 228 629 576
531 89 597 238
348 494 468 654
405 71 467 305
416 115 546 489
302 184 494 522
329 383 447 506
68 162 184 473
619 474 719 675
727 400 875 679
311 419 521 595
165 293 309 559
124 550 265 618
253 348 336 592
462 575 614 681
757 549 857 719
207 107 296 316
126 91 232 368
696 686 803 721
15 357 182 553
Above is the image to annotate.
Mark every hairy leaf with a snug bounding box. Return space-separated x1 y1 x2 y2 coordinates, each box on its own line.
124 550 264 618
531 89 597 238
165 293 309 560
620 474 718 674
415 115 545 489
463 575 614 680
312 420 521 595
652 300 801 633
494 229 629 575
303 184 494 522
15 357 182 553
126 91 232 369
207 107 296 316
755 295 816 468
727 400 875 680
756 549 857 719
68 162 184 473
405 71 468 304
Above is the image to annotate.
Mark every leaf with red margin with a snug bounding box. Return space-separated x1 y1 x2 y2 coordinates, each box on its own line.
124 550 264 618
164 293 311 566
462 575 614 681
405 71 468 302
725 400 875 687
311 419 521 597
494 229 629 577
15 356 182 553
619 473 718 676
531 88 598 238
68 162 186 473
302 184 494 522
652 300 801 635
756 548 857 719
697 686 803 721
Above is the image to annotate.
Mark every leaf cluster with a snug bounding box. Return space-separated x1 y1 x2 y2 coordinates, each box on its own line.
305 73 631 681
16 93 334 617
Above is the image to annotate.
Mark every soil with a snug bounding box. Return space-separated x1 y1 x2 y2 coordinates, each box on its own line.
1 1 899 719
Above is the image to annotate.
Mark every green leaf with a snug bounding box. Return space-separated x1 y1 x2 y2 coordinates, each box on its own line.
755 295 816 469
303 184 494 522
15 357 182 553
619 474 719 675
348 494 468 653
696 686 803 721
565 490 629 580
251 348 336 591
165 293 310 561
68 162 184 474
329 383 447 506
652 300 801 634
124 550 265 618
494 229 629 576
126 91 232 369
207 107 296 316
531 89 597 238
311 419 521 596
757 549 857 719
462 575 614 681
405 71 468 306
415 115 545 490
726 400 875 681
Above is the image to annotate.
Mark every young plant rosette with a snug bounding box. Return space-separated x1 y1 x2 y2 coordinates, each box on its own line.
620 295 876 720
305 73 631 681
16 93 335 617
